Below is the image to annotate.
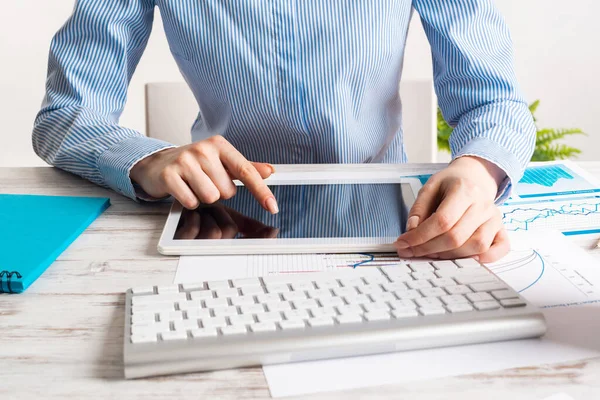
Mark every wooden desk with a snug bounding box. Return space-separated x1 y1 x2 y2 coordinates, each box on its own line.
2 164 600 399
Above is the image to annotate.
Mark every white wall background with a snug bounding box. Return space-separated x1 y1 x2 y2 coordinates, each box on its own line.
1 0 599 167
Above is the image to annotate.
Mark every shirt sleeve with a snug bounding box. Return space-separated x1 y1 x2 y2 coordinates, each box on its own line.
412 0 536 199
32 0 175 200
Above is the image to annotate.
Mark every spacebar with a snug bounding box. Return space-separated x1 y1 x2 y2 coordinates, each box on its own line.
261 269 383 285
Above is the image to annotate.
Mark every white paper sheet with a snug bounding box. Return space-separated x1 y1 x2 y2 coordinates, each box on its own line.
541 394 576 400
174 231 600 398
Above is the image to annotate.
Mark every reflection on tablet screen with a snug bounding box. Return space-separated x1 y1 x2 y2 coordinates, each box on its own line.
173 183 412 240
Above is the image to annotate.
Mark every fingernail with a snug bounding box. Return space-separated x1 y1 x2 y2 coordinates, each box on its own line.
267 164 276 174
265 197 279 214
429 253 440 259
473 255 480 261
406 216 419 231
395 240 410 250
397 247 414 258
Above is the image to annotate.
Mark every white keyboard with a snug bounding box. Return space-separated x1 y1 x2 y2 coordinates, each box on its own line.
123 258 546 378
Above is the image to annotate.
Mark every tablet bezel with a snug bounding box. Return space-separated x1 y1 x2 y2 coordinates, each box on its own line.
158 170 423 255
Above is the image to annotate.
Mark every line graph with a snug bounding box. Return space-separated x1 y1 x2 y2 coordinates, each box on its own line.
501 196 600 232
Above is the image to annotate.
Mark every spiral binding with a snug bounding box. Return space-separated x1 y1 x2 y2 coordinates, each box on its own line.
0 271 22 294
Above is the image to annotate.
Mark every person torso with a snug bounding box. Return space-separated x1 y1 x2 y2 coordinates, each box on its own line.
156 0 414 164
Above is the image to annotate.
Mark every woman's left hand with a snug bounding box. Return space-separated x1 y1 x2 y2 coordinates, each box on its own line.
395 156 510 263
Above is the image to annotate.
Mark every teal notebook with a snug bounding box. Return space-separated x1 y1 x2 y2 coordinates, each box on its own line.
0 194 110 293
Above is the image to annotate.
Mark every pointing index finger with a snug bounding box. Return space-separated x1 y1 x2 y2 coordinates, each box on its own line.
218 143 278 214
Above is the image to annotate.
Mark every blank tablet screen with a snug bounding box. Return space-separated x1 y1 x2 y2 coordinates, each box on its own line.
173 183 414 240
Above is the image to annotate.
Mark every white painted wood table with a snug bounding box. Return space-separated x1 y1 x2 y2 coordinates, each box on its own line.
2 164 600 400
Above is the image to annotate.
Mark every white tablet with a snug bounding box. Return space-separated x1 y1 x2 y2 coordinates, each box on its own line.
158 172 422 255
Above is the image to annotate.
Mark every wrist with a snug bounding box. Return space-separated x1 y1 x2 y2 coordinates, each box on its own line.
451 156 506 197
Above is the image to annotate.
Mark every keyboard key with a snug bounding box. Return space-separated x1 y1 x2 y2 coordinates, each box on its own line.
420 287 446 297
230 296 256 306
382 282 407 292
191 328 218 338
250 322 277 333
389 299 416 310
181 282 205 291
292 299 319 309
185 309 211 319
381 264 411 276
315 279 340 289
178 300 203 310
308 317 335 327
256 312 282 323
318 296 344 308
131 321 170 336
500 298 527 308
406 280 433 290
214 288 240 298
332 287 358 297
257 293 283 303
240 286 265 296
310 307 337 318
282 291 307 301
290 282 315 291
473 300 501 311
131 287 155 295
132 303 175 314
419 307 446 316
131 311 156 325
445 285 472 295
132 293 186 306
432 261 458 270
470 282 508 292
491 289 519 300
466 292 494 303
454 258 481 268
387 274 412 283
229 314 255 326
157 285 180 294
266 301 292 312
161 331 188 341
221 325 247 336
344 294 371 305
159 311 184 321
283 310 310 320
201 316 228 328
207 280 231 290
205 298 229 308
232 278 261 288
339 277 365 287
363 302 390 313
174 319 200 331
455 275 498 285
415 298 443 308
446 303 474 313
440 294 469 305
409 262 434 272
411 272 437 280
363 275 389 285
336 305 364 315
358 285 384 295
369 292 396 303
306 289 332 299
130 334 157 344
189 290 213 301
430 278 456 288
266 284 290 293
336 314 363 324
392 308 419 318
212 306 239 317
365 311 390 321
240 304 265 314
394 289 422 300
279 320 306 330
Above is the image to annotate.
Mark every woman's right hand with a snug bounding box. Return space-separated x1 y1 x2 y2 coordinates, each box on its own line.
129 135 278 213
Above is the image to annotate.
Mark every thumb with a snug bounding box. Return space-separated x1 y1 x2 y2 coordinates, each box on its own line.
252 162 276 179
407 182 439 231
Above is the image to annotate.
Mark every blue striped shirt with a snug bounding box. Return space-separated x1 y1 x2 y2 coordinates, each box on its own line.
33 0 536 200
